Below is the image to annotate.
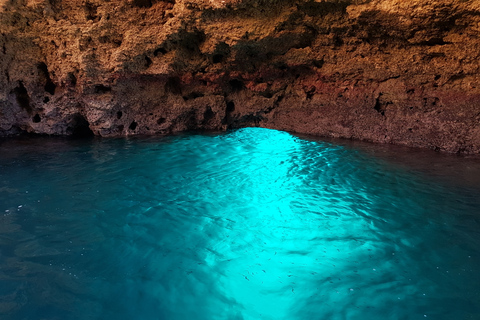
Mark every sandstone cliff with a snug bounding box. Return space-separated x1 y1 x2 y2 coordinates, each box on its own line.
1 0 480 153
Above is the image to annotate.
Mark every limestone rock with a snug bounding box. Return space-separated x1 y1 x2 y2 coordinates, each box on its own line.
1 0 480 153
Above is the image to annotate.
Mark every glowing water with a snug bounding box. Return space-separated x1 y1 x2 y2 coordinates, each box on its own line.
0 128 479 320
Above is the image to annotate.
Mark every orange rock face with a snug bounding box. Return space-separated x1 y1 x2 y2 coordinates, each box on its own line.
1 0 480 153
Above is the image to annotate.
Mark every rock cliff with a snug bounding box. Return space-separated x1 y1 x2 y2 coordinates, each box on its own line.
1 0 480 153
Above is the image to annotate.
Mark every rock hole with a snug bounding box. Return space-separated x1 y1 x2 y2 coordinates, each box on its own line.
129 121 138 131
374 104 385 116
94 85 111 94
157 117 166 125
37 62 56 95
69 114 94 138
32 114 41 123
179 29 205 53
67 72 77 87
313 59 324 68
229 79 244 92
333 36 343 47
145 56 152 68
133 0 153 8
43 97 50 103
223 101 236 126
260 91 273 99
226 101 235 112
116 111 123 119
154 47 167 56
276 94 284 104
422 38 446 46
203 106 215 123
98 36 108 44
434 75 441 81
182 92 204 101
306 90 316 100
182 109 198 129
13 81 32 113
374 94 386 116
44 80 56 96
85 2 98 21
212 54 224 64
211 42 231 64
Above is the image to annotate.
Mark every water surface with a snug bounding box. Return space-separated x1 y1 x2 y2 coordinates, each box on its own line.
1 128 479 320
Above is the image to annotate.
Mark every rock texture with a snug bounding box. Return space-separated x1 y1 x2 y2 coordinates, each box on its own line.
1 0 480 153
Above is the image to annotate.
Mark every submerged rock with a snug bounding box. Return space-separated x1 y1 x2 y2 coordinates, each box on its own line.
1 0 480 153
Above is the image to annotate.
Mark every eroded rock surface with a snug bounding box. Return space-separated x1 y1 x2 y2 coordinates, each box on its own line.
1 0 480 153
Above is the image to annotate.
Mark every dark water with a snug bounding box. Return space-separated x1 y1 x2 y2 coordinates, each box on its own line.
0 128 479 320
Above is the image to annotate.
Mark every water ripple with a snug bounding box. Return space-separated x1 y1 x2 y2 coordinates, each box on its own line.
0 128 479 320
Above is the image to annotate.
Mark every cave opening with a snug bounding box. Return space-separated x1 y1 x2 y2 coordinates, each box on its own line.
69 114 94 138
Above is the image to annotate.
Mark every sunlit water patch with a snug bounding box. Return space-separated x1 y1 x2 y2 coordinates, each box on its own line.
0 128 479 320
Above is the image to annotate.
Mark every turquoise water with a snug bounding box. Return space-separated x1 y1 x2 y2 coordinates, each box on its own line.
0 127 479 320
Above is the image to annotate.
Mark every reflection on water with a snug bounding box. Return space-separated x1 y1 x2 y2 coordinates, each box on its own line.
0 128 479 320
